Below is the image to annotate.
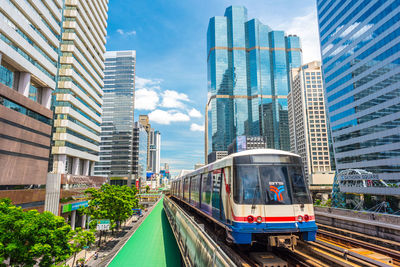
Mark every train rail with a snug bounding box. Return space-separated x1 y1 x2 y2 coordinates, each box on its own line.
316 227 400 266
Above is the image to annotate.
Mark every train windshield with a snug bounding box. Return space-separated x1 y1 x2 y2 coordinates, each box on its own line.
233 163 311 205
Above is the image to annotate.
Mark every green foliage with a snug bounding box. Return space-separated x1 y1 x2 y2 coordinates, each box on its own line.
69 227 95 265
59 196 74 203
0 198 72 266
145 185 150 193
84 184 139 229
314 199 321 206
325 199 332 207
69 228 95 254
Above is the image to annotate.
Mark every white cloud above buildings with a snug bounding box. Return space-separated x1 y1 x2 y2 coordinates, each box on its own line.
277 8 321 63
190 123 204 132
148 110 190 125
188 108 202 118
135 77 202 129
135 88 159 110
160 90 190 109
116 29 136 36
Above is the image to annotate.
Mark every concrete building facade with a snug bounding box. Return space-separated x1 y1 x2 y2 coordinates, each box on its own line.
149 129 161 174
51 0 109 177
133 121 148 186
138 114 161 174
288 61 334 185
45 0 109 216
0 0 62 211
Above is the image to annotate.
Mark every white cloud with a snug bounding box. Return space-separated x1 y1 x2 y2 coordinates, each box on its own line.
117 29 136 36
190 123 204 132
188 108 202 118
161 90 190 109
134 76 162 110
148 109 190 125
135 88 159 110
136 77 162 90
278 8 321 63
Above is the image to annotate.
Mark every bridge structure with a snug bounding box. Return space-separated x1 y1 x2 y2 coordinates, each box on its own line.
107 197 181 267
332 169 400 213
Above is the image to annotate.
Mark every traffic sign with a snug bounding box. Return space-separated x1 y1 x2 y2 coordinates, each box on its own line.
96 219 110 230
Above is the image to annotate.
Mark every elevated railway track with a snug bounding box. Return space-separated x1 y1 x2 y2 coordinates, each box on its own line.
164 195 400 267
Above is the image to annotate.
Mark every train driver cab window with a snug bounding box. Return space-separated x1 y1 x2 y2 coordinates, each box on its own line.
259 166 292 205
234 166 262 204
288 166 312 204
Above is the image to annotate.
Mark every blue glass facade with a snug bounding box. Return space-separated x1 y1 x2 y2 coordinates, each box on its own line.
207 6 302 156
94 51 136 178
317 0 400 178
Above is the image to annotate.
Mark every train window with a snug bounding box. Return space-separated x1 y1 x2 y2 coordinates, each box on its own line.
183 177 189 201
201 172 212 213
260 166 292 205
288 166 312 204
233 166 263 204
178 180 181 197
190 175 200 206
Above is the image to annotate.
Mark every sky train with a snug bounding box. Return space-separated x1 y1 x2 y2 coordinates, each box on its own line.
171 149 317 246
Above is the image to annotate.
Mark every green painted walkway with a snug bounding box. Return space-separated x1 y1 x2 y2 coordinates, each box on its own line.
108 198 182 267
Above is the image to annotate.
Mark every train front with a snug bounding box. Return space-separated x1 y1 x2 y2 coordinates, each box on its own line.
229 152 317 246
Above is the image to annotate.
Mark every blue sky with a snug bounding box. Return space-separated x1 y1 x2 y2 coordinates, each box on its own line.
106 0 321 176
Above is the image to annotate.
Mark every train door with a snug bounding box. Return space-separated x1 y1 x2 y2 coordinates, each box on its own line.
201 172 212 215
211 169 226 223
222 167 232 225
199 174 203 208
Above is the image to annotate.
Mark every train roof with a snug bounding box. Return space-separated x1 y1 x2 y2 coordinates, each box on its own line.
173 149 300 181
226 149 299 159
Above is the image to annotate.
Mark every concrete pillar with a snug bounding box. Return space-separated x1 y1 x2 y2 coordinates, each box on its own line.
41 87 52 109
71 210 76 230
72 157 80 175
52 154 67 174
44 173 61 215
17 72 31 97
81 214 87 229
90 161 95 176
83 160 90 176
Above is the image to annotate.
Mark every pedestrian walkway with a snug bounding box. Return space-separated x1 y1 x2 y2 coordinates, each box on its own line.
108 198 182 267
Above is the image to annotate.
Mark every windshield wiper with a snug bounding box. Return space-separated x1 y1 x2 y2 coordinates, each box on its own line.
251 184 260 211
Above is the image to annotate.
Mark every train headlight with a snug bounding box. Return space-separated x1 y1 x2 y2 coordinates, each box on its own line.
247 215 254 223
304 214 310 222
256 216 263 223
297 215 304 222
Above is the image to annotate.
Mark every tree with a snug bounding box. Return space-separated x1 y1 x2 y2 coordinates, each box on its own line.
84 185 139 231
145 185 150 193
0 198 72 266
69 227 95 266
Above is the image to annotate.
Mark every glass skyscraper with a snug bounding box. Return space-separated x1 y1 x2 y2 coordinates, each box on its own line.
206 6 302 158
95 51 136 178
317 0 400 178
